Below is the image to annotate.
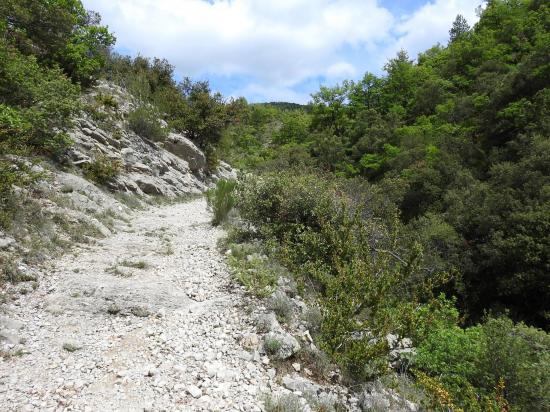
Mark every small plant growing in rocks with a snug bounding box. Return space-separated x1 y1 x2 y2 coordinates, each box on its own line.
130 306 150 318
95 93 119 110
62 342 82 352
0 349 25 360
206 179 237 226
120 259 149 269
0 258 21 284
107 303 121 315
302 306 323 334
264 336 283 356
128 107 168 141
298 346 331 378
268 292 294 324
264 393 303 412
83 153 121 185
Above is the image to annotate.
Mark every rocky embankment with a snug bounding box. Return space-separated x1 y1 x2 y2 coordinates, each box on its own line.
67 80 235 197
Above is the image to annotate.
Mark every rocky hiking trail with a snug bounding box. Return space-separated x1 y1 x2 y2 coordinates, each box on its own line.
0 198 311 411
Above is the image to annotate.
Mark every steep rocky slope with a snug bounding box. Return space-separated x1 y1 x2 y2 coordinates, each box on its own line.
68 81 234 197
0 80 235 276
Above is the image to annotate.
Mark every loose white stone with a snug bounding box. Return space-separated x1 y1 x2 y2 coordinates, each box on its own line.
187 385 202 399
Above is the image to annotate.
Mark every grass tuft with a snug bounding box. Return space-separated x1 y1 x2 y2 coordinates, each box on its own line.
206 179 237 226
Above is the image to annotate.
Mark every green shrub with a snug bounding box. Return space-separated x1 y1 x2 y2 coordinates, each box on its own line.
0 39 79 157
228 244 279 298
0 256 21 285
264 336 283 356
204 143 219 171
480 317 550 411
0 159 42 229
268 292 293 324
206 179 237 226
0 105 32 154
413 324 486 410
412 316 550 411
95 93 118 110
128 107 168 141
83 153 121 185
236 172 446 381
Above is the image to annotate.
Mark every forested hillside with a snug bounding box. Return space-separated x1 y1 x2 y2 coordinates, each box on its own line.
222 0 550 328
216 1 550 410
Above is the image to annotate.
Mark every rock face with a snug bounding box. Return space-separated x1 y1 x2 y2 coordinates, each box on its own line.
163 133 206 172
359 383 419 412
65 81 234 198
212 161 238 182
0 233 15 250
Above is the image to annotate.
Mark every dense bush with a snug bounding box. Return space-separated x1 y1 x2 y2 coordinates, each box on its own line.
0 39 80 156
236 173 447 379
413 317 550 411
234 172 550 410
103 55 232 151
0 0 114 226
222 0 550 331
0 0 115 85
128 107 168 141
0 159 39 229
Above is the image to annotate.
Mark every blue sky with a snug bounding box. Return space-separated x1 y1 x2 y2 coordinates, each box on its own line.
83 0 481 103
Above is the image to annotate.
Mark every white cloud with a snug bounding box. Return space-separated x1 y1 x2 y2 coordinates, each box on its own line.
326 62 357 79
83 0 480 102
385 0 480 63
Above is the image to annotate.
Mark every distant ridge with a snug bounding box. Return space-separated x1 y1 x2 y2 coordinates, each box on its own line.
255 102 309 110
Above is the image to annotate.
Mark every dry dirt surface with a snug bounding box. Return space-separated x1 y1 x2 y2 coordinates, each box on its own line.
0 198 277 411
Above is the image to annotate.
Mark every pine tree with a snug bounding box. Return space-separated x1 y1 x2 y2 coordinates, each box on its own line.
449 14 470 42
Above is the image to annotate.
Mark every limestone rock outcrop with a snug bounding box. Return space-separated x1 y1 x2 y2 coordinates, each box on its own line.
65 81 234 199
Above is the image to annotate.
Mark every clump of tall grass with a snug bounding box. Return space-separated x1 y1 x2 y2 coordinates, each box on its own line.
206 179 237 226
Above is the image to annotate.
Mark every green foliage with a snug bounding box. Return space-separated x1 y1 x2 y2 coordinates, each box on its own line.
0 256 23 285
83 153 121 185
221 0 550 332
164 77 228 149
0 39 80 156
231 254 278 298
234 169 550 409
0 0 115 85
264 336 283 356
103 54 230 155
413 316 550 411
225 241 280 298
215 2 550 410
236 173 446 380
480 317 550 411
0 159 42 229
94 93 118 110
127 107 168 141
206 179 237 226
414 325 487 410
449 14 471 43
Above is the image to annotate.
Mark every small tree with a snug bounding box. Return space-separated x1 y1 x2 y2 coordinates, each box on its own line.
449 14 470 43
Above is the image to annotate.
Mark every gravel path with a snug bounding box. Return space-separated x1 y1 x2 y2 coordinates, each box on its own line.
0 199 275 411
